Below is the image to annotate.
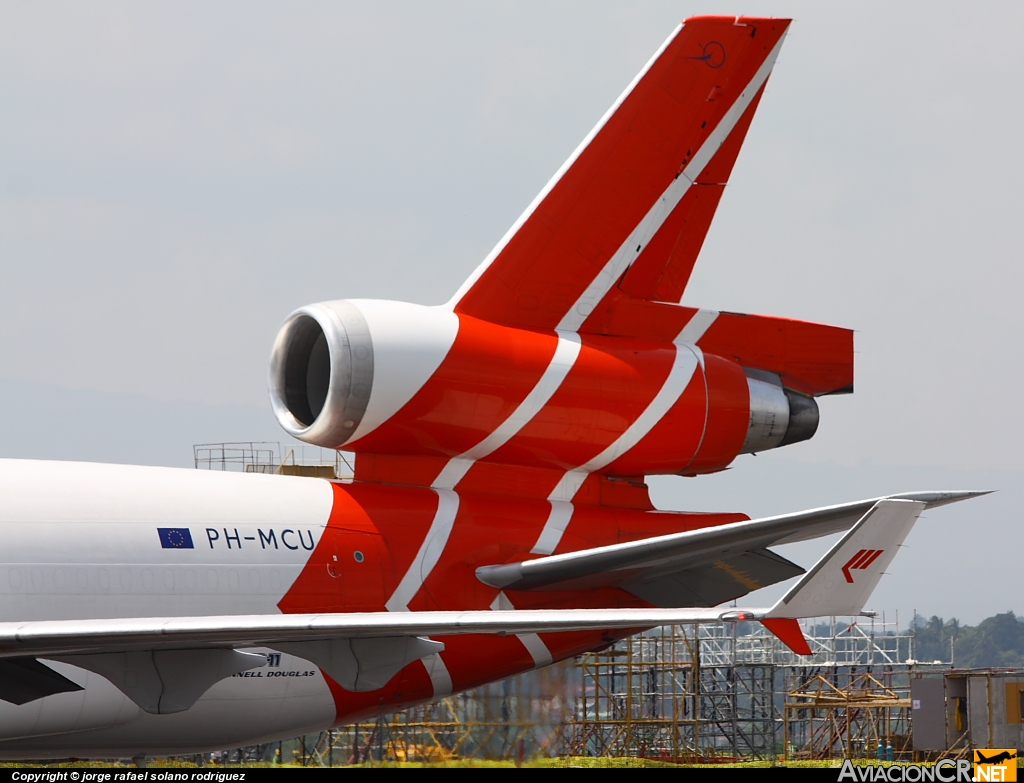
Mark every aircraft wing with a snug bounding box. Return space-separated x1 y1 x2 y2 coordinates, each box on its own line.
0 607 762 658
0 608 732 715
0 607 746 713
476 491 985 604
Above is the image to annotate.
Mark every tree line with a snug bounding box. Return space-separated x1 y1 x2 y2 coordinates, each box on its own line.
910 611 1024 668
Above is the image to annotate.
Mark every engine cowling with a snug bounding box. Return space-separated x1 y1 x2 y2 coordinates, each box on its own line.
269 299 458 449
269 299 820 474
269 300 372 446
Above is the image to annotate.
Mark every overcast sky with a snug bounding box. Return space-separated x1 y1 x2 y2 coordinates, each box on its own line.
2 2 1020 624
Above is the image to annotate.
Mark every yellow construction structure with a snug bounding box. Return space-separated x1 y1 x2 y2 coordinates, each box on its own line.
783 671 911 760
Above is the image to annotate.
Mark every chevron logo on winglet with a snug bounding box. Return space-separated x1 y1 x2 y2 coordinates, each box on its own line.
841 549 884 583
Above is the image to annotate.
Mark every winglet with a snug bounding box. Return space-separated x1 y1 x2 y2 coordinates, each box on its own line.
756 498 924 654
766 498 926 621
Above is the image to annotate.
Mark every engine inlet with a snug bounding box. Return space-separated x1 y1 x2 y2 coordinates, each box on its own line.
268 301 374 447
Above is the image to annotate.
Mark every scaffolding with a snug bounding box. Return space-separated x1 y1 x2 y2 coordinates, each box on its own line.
561 615 920 762
193 442 353 478
563 626 700 760
268 616 927 765
561 625 776 760
783 670 911 760
780 617 917 760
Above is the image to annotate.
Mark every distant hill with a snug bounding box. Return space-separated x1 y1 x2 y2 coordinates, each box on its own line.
911 612 1024 668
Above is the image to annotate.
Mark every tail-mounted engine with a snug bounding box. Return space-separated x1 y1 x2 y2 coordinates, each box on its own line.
270 299 842 478
269 300 375 448
742 371 819 454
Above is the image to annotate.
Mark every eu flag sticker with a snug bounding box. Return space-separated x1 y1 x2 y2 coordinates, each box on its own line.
158 528 194 549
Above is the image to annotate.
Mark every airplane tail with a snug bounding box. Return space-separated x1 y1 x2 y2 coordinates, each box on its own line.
759 499 926 654
446 15 853 397
449 16 792 332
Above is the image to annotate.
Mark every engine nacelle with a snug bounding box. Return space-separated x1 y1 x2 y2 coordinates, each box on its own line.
269 299 820 475
269 300 458 449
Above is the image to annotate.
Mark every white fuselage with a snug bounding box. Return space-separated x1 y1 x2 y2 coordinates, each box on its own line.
0 459 340 757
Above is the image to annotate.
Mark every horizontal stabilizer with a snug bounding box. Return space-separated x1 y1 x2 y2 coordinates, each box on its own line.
582 302 855 396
